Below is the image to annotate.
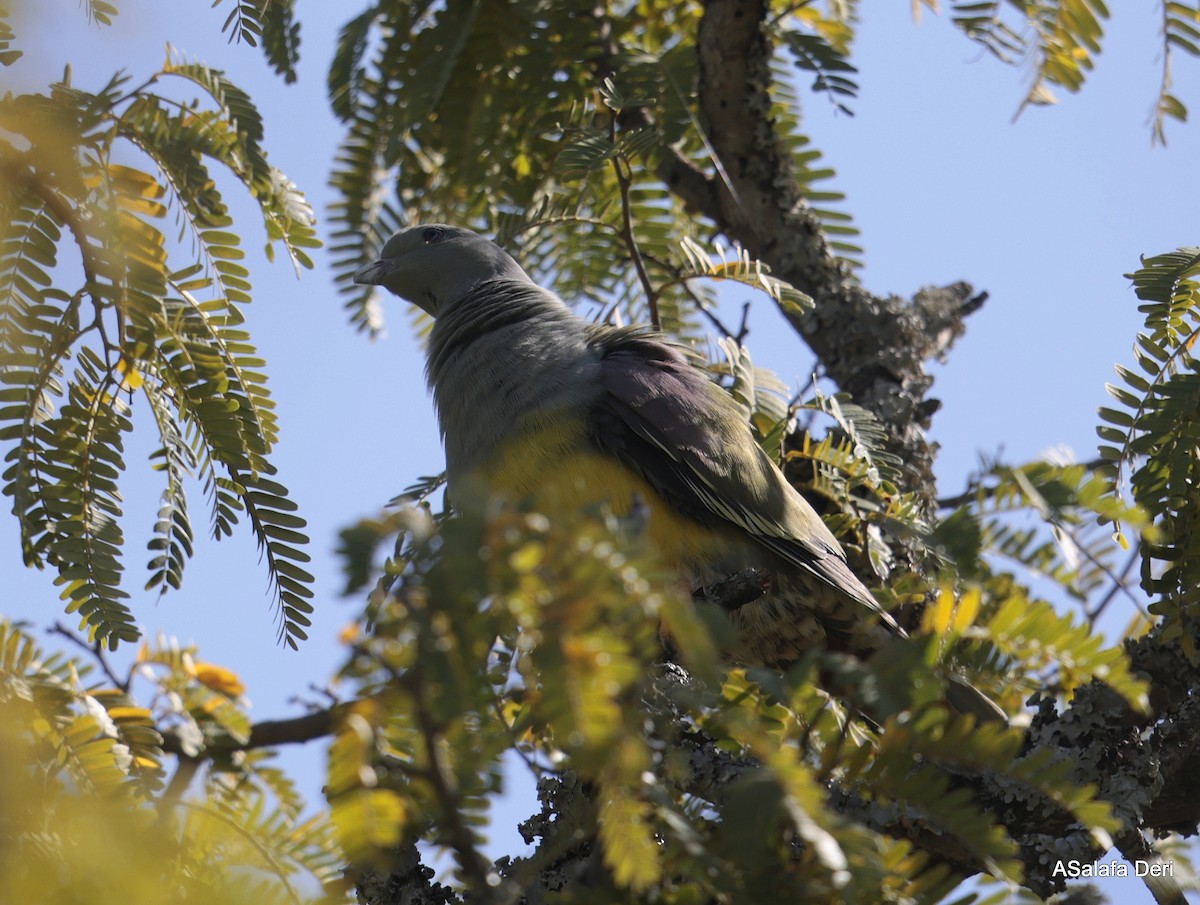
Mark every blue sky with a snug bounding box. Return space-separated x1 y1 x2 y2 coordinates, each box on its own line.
3 2 1198 901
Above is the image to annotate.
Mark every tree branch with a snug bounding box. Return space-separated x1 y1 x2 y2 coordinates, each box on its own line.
609 120 661 329
407 666 506 902
159 706 338 757
49 622 131 692
644 0 985 515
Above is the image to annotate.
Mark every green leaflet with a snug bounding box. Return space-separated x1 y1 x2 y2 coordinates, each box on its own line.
942 1 1197 143
328 1 862 337
0 50 318 648
210 0 303 83
0 620 343 900
1098 248 1200 656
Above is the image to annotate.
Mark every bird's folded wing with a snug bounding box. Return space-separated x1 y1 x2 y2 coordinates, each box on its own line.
587 330 892 625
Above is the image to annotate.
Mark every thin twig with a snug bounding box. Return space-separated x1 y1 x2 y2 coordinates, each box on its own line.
609 117 660 329
1086 542 1144 625
489 646 552 784
766 0 817 29
736 300 752 344
681 282 740 340
936 457 1108 510
114 73 159 106
1054 520 1150 621
409 668 501 902
49 622 130 692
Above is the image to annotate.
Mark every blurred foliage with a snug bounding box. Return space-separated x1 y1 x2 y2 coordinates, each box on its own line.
936 0 1199 144
2 2 1199 905
0 619 344 903
327 495 1140 902
934 458 1153 604
215 0 302 82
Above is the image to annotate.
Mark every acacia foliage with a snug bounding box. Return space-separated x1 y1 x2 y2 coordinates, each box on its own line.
0 618 345 901
0 8 317 648
329 497 1150 903
1100 249 1200 654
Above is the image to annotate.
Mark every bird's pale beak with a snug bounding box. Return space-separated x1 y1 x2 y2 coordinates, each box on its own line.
353 259 390 285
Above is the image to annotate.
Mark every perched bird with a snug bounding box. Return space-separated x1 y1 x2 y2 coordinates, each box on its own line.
355 224 1004 723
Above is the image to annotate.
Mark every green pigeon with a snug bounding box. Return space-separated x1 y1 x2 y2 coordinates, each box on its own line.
355 224 1005 723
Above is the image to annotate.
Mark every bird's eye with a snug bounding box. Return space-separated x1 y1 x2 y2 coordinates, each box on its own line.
422 227 445 244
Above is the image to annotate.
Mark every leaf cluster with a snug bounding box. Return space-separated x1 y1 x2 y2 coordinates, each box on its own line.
1099 248 1200 658
772 5 859 114
0 3 21 67
326 0 860 337
212 0 303 83
0 35 318 646
933 1 1200 144
0 620 343 903
328 494 1138 903
935 458 1150 608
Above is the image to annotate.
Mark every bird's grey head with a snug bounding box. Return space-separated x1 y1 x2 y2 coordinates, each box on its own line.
352 224 532 315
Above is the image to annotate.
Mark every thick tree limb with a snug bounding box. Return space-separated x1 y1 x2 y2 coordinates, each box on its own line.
646 0 987 512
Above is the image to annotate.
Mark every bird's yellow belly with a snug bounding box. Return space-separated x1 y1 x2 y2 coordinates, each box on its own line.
476 422 723 568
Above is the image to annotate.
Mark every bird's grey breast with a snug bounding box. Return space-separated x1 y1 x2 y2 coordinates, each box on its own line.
425 281 601 481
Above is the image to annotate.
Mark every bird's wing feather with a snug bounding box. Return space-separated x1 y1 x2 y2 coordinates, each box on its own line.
587 328 893 624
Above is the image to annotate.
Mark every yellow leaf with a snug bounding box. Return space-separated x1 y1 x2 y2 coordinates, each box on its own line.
509 540 545 573
116 356 144 390
922 586 956 636
117 194 169 218
331 787 406 860
106 706 153 722
599 792 661 891
923 586 980 636
497 697 523 728
191 662 245 697
1028 84 1059 106
951 586 981 633
345 696 381 724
